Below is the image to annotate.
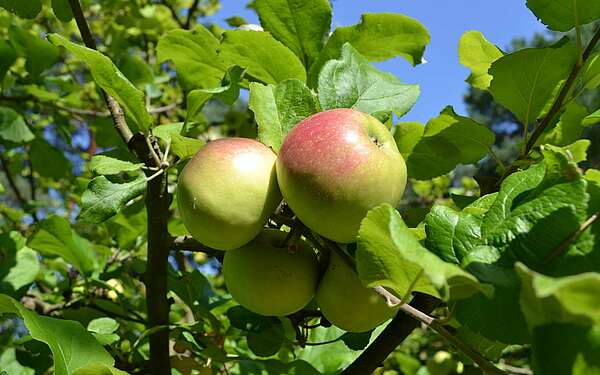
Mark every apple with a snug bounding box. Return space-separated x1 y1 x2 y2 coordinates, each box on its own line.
276 108 407 243
223 229 319 316
177 138 281 250
316 251 397 332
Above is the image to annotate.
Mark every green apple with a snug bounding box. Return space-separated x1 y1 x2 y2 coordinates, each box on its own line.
276 108 407 243
316 251 397 332
177 138 281 250
223 229 319 316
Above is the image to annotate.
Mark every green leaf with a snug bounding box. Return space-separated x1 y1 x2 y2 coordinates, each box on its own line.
0 294 115 375
49 34 152 133
531 323 600 375
318 43 419 118
51 0 72 22
0 0 42 19
517 263 600 327
9 25 59 77
250 0 332 67
185 90 212 126
424 205 483 264
249 79 319 151
28 215 97 274
297 326 362 373
170 134 204 160
0 348 34 375
156 26 225 90
30 138 72 180
79 175 146 224
583 108 600 126
395 106 495 180
542 102 589 146
308 13 430 87
526 0 600 31
0 231 39 295
247 322 284 357
0 39 17 80
116 54 153 87
488 41 576 126
582 51 600 90
72 363 129 375
88 318 120 346
219 30 306 84
458 30 503 90
90 155 144 175
357 204 486 302
0 107 34 146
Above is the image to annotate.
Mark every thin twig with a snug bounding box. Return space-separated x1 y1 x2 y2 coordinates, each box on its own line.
162 0 186 28
0 154 27 207
184 0 201 29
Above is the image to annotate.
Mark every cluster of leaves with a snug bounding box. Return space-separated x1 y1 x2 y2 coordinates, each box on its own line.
0 0 599 374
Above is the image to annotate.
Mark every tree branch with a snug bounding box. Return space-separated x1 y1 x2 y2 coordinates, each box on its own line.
340 294 439 375
497 25 600 187
184 0 201 29
162 0 186 28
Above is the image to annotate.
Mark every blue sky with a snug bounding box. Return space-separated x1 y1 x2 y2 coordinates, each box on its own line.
207 0 549 123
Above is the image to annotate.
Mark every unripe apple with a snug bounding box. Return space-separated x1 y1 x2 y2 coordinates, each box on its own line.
316 251 397 332
276 108 407 243
177 138 281 250
223 229 319 316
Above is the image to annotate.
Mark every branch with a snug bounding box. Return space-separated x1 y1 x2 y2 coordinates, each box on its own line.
340 294 439 375
184 0 201 29
497 25 600 187
162 0 186 28
0 154 27 207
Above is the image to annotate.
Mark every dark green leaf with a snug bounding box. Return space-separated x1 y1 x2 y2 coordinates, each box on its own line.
0 294 115 375
308 13 430 87
30 138 72 180
51 0 72 22
0 39 17 80
458 30 503 90
489 41 576 126
170 134 204 160
0 107 34 146
219 30 306 84
28 215 97 274
247 323 284 357
0 0 42 19
526 0 600 31
250 0 332 67
340 331 372 350
9 25 59 77
357 204 485 302
395 106 495 180
90 155 144 175
156 26 226 90
49 34 152 133
318 43 419 118
0 231 39 295
249 79 319 151
79 175 146 224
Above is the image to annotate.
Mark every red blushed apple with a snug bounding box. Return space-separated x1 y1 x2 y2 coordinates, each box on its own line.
276 108 407 243
177 138 282 250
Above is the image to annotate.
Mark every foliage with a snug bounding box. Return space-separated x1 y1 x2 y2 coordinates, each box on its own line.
0 0 598 374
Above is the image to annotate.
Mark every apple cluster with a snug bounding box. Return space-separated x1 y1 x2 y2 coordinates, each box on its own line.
177 108 408 332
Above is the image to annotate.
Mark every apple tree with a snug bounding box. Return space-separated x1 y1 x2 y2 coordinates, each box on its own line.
0 0 600 374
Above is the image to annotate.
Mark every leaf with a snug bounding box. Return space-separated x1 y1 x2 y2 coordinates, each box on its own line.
185 90 213 126
318 43 419 118
51 0 72 22
249 79 319 151
170 134 204 160
88 318 120 346
526 0 600 31
9 25 59 77
488 41 576 126
0 107 34 146
0 348 34 375
297 326 361 373
542 101 589 146
458 30 503 90
72 363 129 375
531 323 600 375
0 39 17 80
156 26 225 90
583 108 600 126
424 205 483 264
49 34 152 133
0 294 115 375
395 106 495 180
90 155 144 175
0 0 42 19
79 175 146 224
308 13 430 87
28 215 97 274
30 138 72 180
247 323 284 357
250 0 332 67
582 51 600 90
357 204 486 302
517 263 600 327
0 231 39 295
218 30 306 84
